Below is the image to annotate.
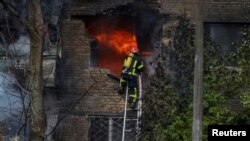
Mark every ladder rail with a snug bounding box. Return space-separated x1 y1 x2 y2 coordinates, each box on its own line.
136 75 142 141
122 85 129 141
122 75 142 141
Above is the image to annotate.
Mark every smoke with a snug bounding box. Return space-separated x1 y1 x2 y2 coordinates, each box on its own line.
8 35 30 56
0 72 22 121
135 10 163 76
41 0 73 24
0 72 30 141
0 35 30 132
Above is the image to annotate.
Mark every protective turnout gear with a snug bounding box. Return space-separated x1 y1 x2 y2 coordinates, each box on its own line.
119 49 144 110
122 53 143 75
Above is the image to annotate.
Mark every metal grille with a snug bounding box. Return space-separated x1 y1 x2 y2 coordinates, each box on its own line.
89 116 138 141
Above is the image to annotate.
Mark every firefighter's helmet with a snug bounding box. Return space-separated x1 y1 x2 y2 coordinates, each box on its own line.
131 47 139 53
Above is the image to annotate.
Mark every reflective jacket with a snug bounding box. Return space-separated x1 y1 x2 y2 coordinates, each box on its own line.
122 53 144 76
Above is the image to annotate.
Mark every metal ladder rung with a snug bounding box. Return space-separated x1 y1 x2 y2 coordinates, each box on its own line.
125 129 133 132
125 119 137 121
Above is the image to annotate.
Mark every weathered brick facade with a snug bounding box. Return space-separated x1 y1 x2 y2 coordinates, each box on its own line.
204 0 250 22
55 18 125 141
65 0 250 22
160 0 250 22
55 115 89 141
57 19 124 114
53 0 250 141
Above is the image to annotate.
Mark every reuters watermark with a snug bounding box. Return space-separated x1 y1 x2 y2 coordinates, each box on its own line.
208 125 250 140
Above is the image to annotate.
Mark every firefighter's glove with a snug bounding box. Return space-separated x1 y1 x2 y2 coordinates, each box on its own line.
122 67 129 74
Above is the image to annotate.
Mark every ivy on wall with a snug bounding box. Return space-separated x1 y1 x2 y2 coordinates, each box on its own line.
141 15 250 141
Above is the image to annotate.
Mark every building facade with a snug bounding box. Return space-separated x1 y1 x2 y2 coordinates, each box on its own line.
48 0 250 141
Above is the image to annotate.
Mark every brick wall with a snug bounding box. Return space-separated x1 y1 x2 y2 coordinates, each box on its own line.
77 68 124 115
203 0 250 22
69 0 250 23
57 19 90 96
58 19 124 113
55 115 89 141
56 19 125 141
66 0 134 16
159 0 250 22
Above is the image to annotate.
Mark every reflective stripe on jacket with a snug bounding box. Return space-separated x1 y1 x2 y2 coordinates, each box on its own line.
122 53 143 76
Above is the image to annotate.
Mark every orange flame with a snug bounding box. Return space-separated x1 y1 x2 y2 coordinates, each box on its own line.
93 30 138 75
85 17 141 75
96 31 138 55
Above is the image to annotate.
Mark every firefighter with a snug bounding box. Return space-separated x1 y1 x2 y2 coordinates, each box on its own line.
119 47 144 109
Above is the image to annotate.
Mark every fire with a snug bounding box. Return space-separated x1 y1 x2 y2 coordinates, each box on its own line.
96 31 137 55
93 30 138 75
85 16 142 75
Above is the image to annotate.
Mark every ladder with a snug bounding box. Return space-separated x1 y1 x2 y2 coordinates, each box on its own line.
122 75 142 141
